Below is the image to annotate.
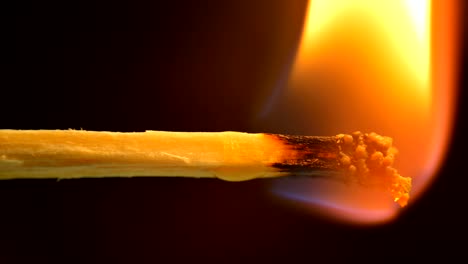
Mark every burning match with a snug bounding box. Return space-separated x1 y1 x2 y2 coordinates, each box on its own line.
0 129 411 207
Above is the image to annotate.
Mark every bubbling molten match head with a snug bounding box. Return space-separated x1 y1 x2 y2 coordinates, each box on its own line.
336 132 411 207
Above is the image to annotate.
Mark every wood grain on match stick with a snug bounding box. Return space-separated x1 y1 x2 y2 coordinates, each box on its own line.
0 129 411 207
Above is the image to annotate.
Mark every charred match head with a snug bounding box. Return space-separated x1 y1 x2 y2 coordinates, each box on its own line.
269 131 411 207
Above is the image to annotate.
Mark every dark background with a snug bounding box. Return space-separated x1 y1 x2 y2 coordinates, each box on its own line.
1 1 466 262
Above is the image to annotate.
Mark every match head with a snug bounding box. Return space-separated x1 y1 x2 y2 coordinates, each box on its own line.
269 131 411 207
336 132 411 207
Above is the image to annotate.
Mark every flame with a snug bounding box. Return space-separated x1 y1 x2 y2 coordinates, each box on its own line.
295 0 431 103
257 0 459 223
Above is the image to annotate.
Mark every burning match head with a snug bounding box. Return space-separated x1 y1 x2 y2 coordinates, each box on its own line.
336 132 411 207
271 131 411 207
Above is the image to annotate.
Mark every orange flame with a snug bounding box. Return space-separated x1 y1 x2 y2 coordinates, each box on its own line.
261 0 459 223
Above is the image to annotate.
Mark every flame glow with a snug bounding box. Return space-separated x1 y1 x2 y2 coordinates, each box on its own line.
295 0 431 101
257 0 459 223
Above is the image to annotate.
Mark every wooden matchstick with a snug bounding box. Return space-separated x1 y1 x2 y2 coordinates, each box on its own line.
0 129 411 207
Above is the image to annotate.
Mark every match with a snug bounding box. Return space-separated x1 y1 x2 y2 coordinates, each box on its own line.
0 129 411 207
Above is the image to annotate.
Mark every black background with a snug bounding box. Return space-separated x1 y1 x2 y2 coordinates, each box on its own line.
1 1 466 262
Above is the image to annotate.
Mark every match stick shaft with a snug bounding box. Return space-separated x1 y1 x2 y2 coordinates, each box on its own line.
0 129 412 206
0 130 329 181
